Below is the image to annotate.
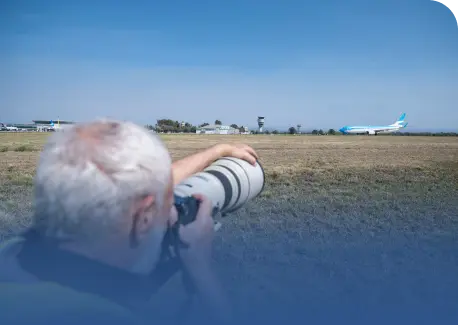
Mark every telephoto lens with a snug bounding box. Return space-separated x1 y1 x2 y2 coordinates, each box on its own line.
173 157 265 225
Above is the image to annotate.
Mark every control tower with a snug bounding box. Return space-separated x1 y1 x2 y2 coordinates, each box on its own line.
257 116 265 133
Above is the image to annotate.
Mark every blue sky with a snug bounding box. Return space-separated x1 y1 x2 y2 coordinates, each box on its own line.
1 0 457 130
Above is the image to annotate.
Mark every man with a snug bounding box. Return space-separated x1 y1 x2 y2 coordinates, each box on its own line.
0 119 259 325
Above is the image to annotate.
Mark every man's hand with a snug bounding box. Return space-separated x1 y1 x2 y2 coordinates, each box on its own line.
216 143 259 166
175 194 232 322
172 143 259 186
177 194 215 269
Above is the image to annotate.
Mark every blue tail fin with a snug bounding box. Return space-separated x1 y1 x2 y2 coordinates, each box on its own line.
397 113 406 122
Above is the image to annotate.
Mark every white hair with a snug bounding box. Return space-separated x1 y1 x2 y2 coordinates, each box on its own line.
33 119 172 242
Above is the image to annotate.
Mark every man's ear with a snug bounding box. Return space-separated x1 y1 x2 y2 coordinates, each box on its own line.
132 195 156 237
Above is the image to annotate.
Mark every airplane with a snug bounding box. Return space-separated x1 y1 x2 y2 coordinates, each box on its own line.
339 113 408 136
5 125 19 131
1 123 28 132
47 120 63 131
37 120 55 132
48 120 73 131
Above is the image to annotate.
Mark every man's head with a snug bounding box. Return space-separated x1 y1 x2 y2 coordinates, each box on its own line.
33 119 175 274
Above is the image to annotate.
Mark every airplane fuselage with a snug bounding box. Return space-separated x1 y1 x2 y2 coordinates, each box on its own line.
339 125 402 135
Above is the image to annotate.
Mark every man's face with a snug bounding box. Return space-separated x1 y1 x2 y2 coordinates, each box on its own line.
130 174 177 275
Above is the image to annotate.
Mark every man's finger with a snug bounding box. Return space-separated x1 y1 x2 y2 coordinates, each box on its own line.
239 144 259 160
243 153 257 165
235 148 257 165
193 194 213 221
246 147 259 160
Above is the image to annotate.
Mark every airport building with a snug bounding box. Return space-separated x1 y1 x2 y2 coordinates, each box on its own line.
195 124 240 135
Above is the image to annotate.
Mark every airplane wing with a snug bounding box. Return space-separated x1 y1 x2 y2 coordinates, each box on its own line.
376 125 407 133
373 127 393 132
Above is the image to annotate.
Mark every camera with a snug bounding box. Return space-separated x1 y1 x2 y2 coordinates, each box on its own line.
173 157 266 226
150 157 266 292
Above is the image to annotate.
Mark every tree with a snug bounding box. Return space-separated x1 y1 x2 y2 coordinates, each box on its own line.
230 124 238 129
318 129 324 135
199 122 209 127
157 119 176 127
265 130 271 135
312 129 318 135
288 127 297 134
328 128 336 135
272 130 279 134
215 120 222 125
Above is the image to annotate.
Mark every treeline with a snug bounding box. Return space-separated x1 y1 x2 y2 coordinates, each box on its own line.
251 128 333 135
145 119 196 133
281 128 457 136
144 120 457 136
390 131 458 137
145 119 249 133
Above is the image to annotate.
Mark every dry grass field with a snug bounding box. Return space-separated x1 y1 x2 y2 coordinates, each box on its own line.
1 132 458 320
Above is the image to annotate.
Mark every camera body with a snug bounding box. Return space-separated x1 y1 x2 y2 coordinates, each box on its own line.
173 194 220 226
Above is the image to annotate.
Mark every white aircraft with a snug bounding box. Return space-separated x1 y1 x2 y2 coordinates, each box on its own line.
339 113 408 135
1 123 19 131
48 120 72 131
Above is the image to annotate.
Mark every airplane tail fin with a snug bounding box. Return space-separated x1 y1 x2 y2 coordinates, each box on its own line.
396 113 406 123
50 120 54 127
391 113 406 126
